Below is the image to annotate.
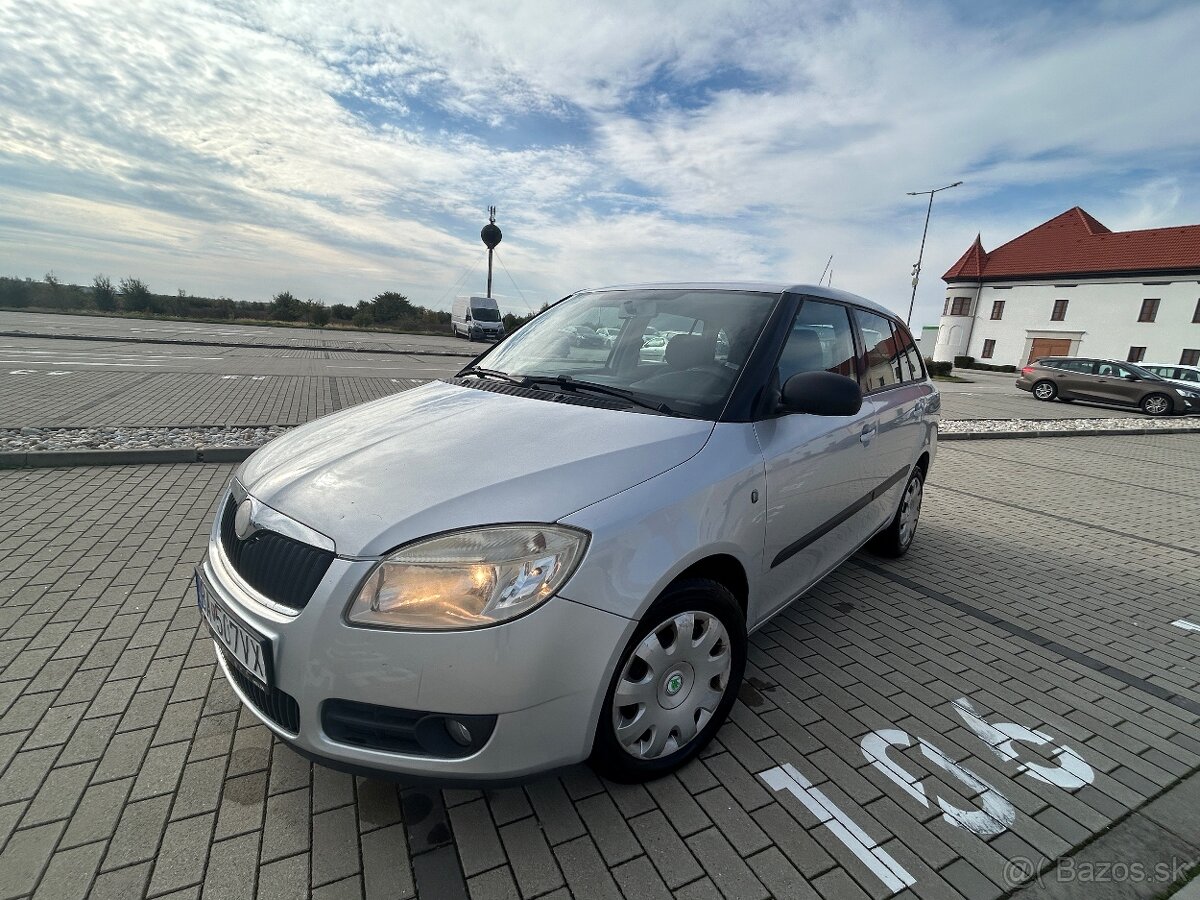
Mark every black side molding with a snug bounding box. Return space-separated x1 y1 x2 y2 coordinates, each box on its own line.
770 466 909 568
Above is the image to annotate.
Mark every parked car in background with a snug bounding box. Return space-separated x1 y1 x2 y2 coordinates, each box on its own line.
1016 357 1199 416
1141 363 1200 387
452 295 505 342
557 324 608 349
196 283 938 785
639 333 668 362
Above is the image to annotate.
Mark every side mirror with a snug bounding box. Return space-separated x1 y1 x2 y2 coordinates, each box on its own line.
780 371 863 416
1125 375 1139 382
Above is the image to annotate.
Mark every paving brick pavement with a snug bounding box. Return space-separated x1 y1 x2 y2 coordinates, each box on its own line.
1 435 1199 898
0 373 427 428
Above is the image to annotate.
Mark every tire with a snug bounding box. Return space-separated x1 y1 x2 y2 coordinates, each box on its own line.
869 468 924 558
1141 393 1173 417
1032 380 1058 401
590 578 746 783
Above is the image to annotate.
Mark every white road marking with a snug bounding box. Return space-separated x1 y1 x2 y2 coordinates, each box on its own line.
761 764 916 894
952 697 1094 790
1172 619 1200 633
861 729 1016 836
326 364 449 371
0 359 163 367
0 347 222 361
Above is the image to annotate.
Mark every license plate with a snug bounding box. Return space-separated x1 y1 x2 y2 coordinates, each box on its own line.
196 570 273 687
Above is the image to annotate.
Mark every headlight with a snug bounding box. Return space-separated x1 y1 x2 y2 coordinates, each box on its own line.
1178 389 1198 399
346 525 589 630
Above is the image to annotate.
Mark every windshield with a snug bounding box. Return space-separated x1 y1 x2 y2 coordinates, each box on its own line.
473 288 778 418
471 306 501 322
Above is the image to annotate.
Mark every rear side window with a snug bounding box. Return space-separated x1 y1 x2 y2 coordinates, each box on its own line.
777 300 858 386
1054 359 1094 373
893 321 924 381
854 308 903 391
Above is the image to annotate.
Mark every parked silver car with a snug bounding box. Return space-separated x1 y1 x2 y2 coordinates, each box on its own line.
195 283 939 783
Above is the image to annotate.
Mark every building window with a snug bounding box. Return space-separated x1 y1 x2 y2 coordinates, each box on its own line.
948 297 970 316
1193 299 1200 323
1051 299 1068 321
981 339 996 359
1183 349 1200 366
990 300 1004 320
1139 298 1160 322
1127 346 1146 363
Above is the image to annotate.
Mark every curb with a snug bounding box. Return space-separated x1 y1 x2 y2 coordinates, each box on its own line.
1006 765 1200 899
941 425 1200 441
0 447 256 468
2 426 1197 468
0 329 479 359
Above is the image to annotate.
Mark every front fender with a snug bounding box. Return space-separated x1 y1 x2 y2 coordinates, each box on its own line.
557 423 766 622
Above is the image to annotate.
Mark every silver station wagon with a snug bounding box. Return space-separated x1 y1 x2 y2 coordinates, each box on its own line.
195 283 939 783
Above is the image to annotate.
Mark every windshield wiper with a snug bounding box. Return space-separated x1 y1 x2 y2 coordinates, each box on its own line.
523 375 680 416
458 366 529 387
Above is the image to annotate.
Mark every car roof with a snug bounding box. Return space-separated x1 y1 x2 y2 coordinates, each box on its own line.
583 282 900 321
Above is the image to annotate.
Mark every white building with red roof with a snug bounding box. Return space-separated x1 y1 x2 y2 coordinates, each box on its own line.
933 207 1200 368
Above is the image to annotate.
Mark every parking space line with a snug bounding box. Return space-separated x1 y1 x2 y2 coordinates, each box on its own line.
1172 620 1200 633
943 444 1200 499
857 561 1200 717
935 484 1194 555
760 763 916 894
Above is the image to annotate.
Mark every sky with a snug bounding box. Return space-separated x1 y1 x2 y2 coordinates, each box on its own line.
2 0 1200 327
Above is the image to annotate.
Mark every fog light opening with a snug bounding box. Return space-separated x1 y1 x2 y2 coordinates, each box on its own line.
446 718 473 747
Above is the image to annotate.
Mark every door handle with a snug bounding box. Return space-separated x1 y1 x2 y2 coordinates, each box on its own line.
860 425 877 445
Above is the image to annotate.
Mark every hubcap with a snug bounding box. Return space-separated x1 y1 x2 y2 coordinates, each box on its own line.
612 611 732 760
1145 396 1168 415
898 476 923 546
1034 383 1053 399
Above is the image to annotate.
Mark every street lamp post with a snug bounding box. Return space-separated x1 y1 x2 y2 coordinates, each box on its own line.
905 181 962 325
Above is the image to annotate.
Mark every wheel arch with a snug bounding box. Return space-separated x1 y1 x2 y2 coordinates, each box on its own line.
669 553 750 619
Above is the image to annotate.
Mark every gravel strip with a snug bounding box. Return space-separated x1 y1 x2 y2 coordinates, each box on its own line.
939 416 1196 434
3 416 1196 454
2 426 289 452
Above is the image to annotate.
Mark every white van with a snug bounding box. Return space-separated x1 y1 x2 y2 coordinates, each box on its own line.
451 295 505 341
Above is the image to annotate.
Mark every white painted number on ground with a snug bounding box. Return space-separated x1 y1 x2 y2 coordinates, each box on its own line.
952 697 1094 790
760 763 915 894
761 698 1095 895
860 729 1016 836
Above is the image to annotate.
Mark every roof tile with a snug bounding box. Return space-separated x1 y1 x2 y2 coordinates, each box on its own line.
942 206 1200 281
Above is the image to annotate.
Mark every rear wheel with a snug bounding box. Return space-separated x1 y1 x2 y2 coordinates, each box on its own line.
1141 393 1172 416
869 468 924 558
1032 380 1058 401
590 578 745 783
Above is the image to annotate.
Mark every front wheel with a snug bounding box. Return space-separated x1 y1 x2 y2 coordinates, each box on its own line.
869 469 924 558
1141 393 1172 416
590 578 746 783
1032 380 1058 401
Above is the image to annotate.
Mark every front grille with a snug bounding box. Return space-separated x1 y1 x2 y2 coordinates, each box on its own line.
323 699 496 759
222 650 301 733
220 496 334 612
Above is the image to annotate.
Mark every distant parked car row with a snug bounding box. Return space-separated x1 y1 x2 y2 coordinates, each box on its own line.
1016 357 1200 416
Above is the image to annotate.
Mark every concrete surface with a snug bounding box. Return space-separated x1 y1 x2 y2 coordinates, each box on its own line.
2 433 1199 899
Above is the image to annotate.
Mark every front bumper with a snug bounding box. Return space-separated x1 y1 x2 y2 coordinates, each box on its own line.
198 540 635 782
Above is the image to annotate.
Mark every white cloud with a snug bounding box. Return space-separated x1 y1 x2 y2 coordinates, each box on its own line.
0 0 1198 329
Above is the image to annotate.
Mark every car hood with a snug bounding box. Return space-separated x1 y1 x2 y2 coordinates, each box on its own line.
237 380 715 557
